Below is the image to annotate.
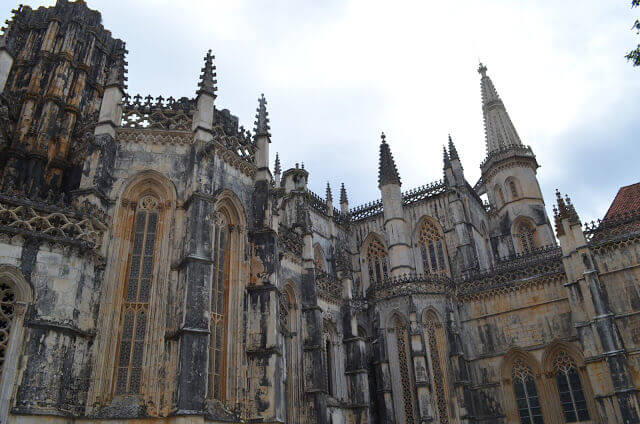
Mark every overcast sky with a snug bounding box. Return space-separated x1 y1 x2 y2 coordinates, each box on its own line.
3 0 639 222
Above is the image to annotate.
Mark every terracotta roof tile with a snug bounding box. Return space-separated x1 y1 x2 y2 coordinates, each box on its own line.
604 182 640 219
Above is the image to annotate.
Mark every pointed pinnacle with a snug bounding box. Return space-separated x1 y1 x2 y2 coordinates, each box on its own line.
254 93 271 138
478 62 487 77
443 145 451 168
448 134 459 159
326 182 333 202
340 183 348 204
274 152 281 175
197 49 217 96
378 132 401 187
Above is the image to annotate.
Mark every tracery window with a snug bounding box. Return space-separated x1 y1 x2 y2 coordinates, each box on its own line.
366 237 388 286
553 351 589 423
394 317 416 424
114 195 159 395
209 212 230 400
425 314 449 423
0 282 16 376
517 222 536 254
512 359 544 424
418 219 447 274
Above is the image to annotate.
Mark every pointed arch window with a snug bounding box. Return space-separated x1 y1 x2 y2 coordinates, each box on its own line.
0 282 16 376
418 219 447 274
495 186 506 207
425 313 450 423
114 195 160 395
517 222 536 254
393 317 416 424
509 180 519 199
366 237 388 286
280 287 301 423
209 212 230 400
553 351 589 422
512 359 544 424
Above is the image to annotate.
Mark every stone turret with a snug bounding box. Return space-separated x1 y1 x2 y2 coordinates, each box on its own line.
254 93 271 182
478 63 555 256
444 134 464 187
378 132 413 276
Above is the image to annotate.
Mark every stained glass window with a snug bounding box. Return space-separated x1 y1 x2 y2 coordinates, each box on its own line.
512 359 544 424
115 195 159 395
209 213 229 400
314 245 325 271
0 282 16 376
419 219 447 274
366 238 388 286
554 351 590 422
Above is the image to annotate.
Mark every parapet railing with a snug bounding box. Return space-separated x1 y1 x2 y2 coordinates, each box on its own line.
583 207 640 244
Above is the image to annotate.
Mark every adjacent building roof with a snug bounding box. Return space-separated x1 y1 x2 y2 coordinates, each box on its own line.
604 182 640 219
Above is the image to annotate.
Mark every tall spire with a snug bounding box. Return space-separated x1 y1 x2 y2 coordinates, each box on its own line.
478 63 522 154
378 132 401 187
254 93 271 138
326 182 333 203
197 50 217 97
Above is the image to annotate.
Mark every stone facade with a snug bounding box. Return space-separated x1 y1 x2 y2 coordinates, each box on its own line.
0 1 639 423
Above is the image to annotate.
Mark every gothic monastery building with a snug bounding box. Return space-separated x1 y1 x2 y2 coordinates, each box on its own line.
0 1 639 423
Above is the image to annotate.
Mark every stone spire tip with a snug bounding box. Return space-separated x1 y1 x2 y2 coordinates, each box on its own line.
378 132 401 187
197 49 217 97
340 183 348 204
254 93 271 138
326 182 333 202
274 152 281 175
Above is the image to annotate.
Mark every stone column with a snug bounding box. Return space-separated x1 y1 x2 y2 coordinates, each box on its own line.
408 310 435 421
372 314 395 423
299 227 329 423
174 193 215 412
380 182 413 277
340 274 370 422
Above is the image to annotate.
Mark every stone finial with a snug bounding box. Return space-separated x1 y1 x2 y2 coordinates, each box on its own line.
448 134 459 160
554 189 581 237
106 45 128 89
326 182 333 203
254 93 271 138
197 49 217 96
478 61 488 77
340 183 348 205
274 152 281 175
378 131 401 187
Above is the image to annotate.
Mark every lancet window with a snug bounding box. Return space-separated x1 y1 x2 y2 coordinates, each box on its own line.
114 195 160 395
517 222 536 254
553 351 589 422
495 186 506 207
418 219 447 274
281 287 301 423
209 212 230 400
0 282 16 376
394 316 415 424
366 237 388 286
425 313 449 423
512 359 544 424
509 180 519 199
